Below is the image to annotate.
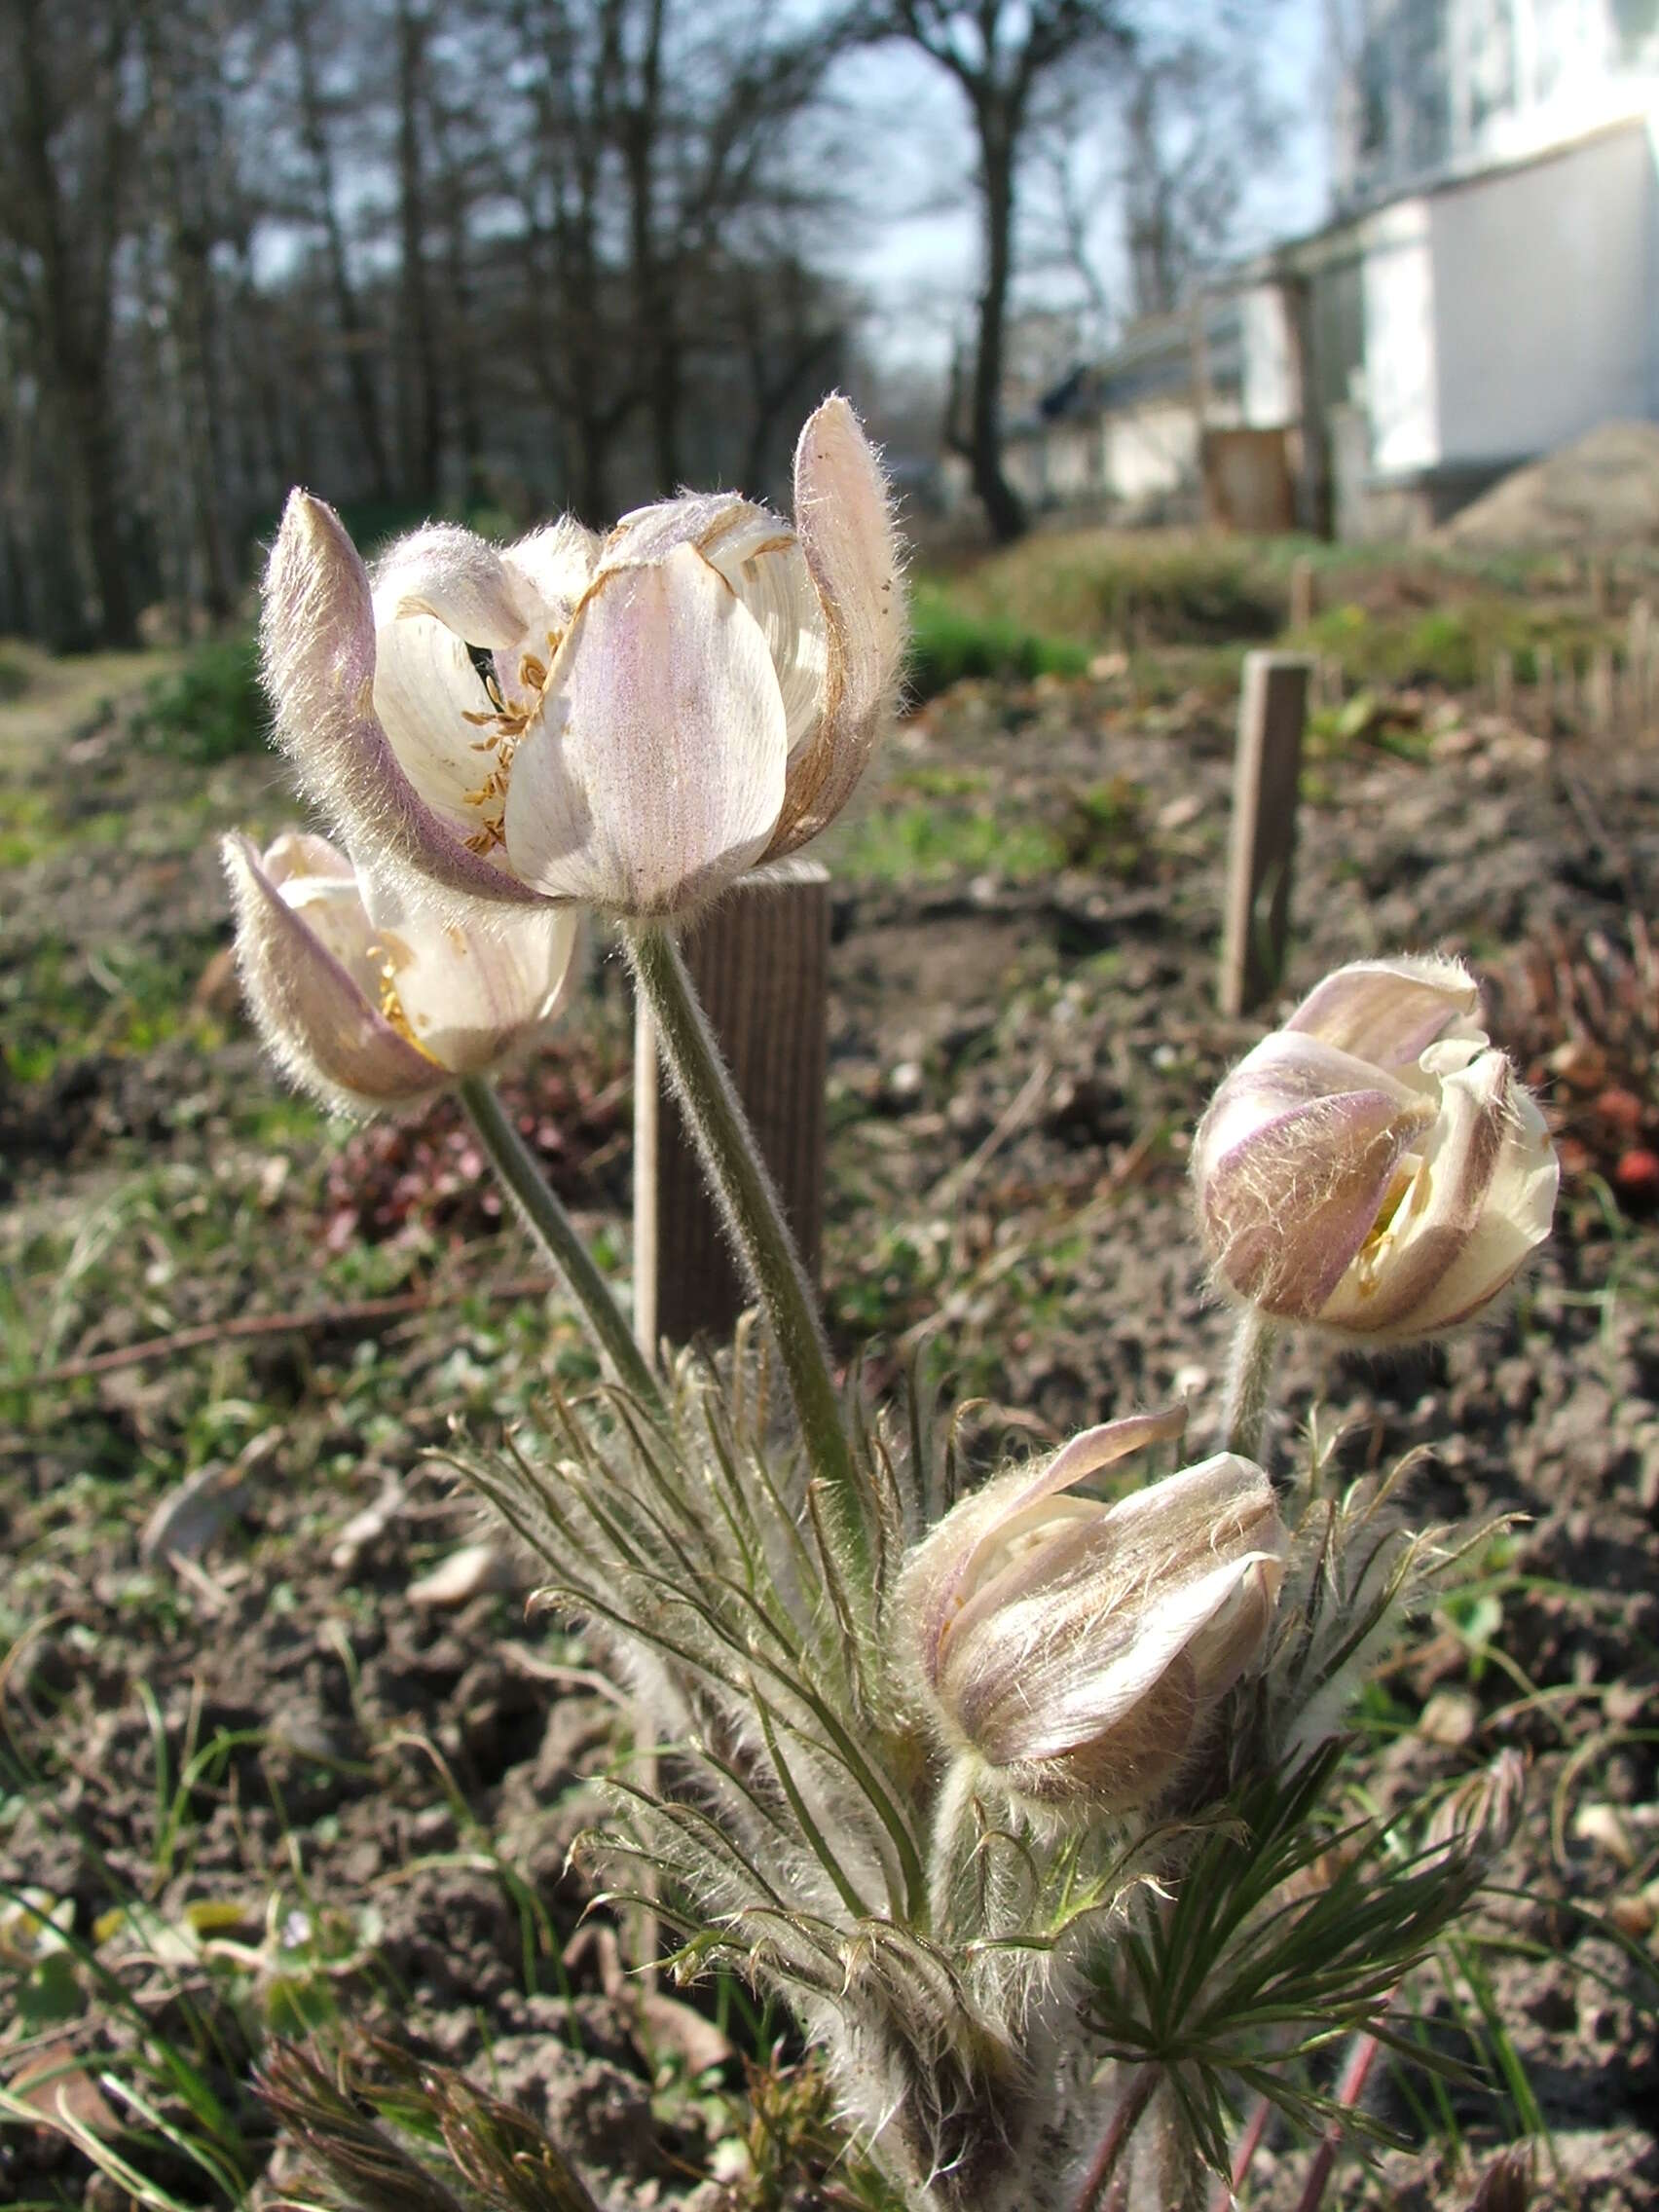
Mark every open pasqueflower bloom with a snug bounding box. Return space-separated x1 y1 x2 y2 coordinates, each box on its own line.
260 397 904 924
900 1408 1287 1812
222 829 578 1113
1194 954 1558 1343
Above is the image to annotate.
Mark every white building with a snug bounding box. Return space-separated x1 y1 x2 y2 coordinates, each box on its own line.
1282 104 1659 536
1011 3 1659 537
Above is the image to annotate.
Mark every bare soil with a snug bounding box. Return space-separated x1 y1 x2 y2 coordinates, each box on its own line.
2 643 1656 2209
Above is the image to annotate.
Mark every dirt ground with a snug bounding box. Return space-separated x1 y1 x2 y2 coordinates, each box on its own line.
2 628 1657 2209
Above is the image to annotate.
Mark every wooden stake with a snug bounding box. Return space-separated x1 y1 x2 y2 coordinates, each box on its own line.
1220 653 1311 1017
1535 644 1555 730
1492 648 1514 719
1588 645 1615 736
1559 659 1578 728
1288 554 1315 631
634 867 830 1352
1629 600 1652 729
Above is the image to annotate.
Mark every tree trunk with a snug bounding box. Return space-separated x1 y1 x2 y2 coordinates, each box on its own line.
11 0 139 644
622 0 680 493
971 105 1027 544
290 0 393 502
396 0 443 504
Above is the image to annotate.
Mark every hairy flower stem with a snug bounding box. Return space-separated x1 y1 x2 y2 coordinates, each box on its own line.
459 1074 665 1416
1221 1309 1281 1465
623 922 869 1581
1289 2031 1381 2212
1071 2066 1161 2212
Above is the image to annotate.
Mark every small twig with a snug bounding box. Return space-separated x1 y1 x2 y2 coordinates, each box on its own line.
1072 2064 1161 2212
1289 2030 1382 2212
926 1053 1053 1210
28 1276 559 1386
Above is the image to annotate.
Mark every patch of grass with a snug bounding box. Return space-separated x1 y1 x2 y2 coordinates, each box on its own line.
907 582 1089 700
0 648 28 702
135 629 267 764
1 930 226 1082
829 796 1064 885
1055 777 1149 875
936 530 1285 647
1297 596 1620 690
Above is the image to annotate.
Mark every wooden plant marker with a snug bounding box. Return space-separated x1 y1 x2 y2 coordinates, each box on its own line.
1219 652 1311 1017
1491 648 1514 720
1535 644 1555 731
634 866 830 1353
1288 555 1315 632
1588 646 1615 737
1629 600 1653 730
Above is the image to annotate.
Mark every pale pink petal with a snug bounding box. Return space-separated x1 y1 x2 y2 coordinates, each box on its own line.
221 832 444 1114
765 396 905 858
373 523 532 647
946 1446 1276 1662
602 495 827 752
261 492 543 911
1287 954 1481 1069
984 1550 1284 1764
277 871 386 1003
502 543 787 916
1195 1032 1434 1318
912 1407 1190 1683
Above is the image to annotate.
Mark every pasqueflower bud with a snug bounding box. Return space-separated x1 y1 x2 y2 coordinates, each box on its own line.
900 1409 1287 1812
1193 956 1557 1344
222 829 578 1114
259 397 904 924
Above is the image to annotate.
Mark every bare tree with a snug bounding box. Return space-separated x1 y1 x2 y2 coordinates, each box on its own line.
860 0 1130 543
0 0 862 642
286 0 395 501
1120 28 1283 319
0 0 142 644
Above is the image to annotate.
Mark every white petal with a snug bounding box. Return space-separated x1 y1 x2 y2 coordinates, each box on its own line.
502 542 788 917
373 524 532 647
1368 1071 1557 1337
1008 1551 1284 1758
504 517 603 624
1318 1050 1536 1337
371 610 500 836
360 878 581 1074
1194 1032 1433 1317
261 830 353 889
261 492 546 913
278 870 385 1004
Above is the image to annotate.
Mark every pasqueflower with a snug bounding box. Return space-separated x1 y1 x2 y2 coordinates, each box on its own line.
900 1408 1286 1812
222 829 577 1113
260 397 904 923
1193 955 1557 1343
